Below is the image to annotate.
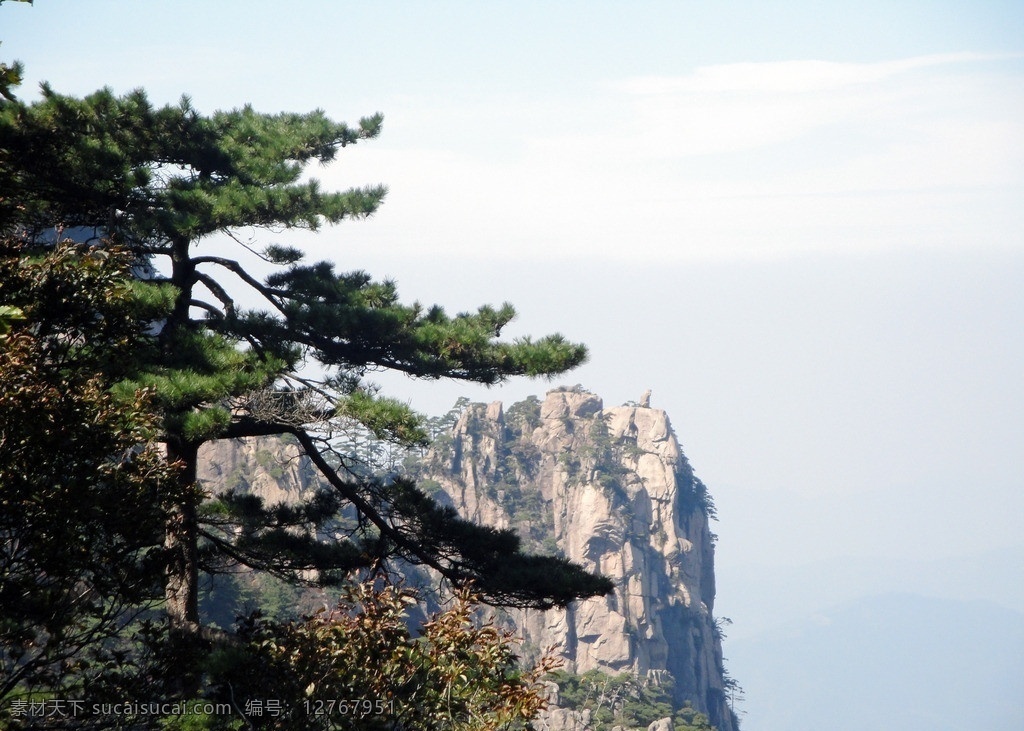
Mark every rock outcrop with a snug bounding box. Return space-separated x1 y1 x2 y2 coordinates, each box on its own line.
417 388 738 731
198 434 322 506
196 389 739 730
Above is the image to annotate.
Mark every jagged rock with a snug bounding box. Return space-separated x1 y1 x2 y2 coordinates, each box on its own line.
198 434 320 506
418 387 738 731
536 706 591 731
197 388 739 731
647 719 673 731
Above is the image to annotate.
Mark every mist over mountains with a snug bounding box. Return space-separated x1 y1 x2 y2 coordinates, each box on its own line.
718 543 1024 640
197 395 1023 730
727 592 1024 731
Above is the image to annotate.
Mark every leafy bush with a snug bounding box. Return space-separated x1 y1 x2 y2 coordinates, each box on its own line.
213 578 560 730
548 670 717 731
505 395 541 433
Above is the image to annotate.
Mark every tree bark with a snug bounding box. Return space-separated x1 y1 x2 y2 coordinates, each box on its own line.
163 439 203 696
164 440 200 630
163 238 202 639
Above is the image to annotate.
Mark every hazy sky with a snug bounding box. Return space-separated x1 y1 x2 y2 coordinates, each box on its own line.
5 0 1023 638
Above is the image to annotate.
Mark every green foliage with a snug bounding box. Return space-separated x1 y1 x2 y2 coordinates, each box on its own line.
586 419 633 502
504 394 541 432
200 572 319 630
110 328 284 436
159 713 244 731
1 30 609 716
253 448 285 479
424 396 471 442
0 304 23 335
0 57 22 102
674 702 718 731
551 383 588 394
549 670 717 731
0 242 176 702
262 244 304 265
0 67 604 610
215 578 560 730
418 478 444 499
0 81 386 239
677 471 718 521
365 477 611 608
335 389 428 447
557 449 581 479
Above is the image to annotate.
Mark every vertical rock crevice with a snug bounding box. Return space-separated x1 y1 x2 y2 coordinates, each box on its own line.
197 389 740 730
419 388 739 731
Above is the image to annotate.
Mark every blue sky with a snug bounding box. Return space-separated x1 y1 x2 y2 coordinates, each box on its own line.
5 0 1024 719
13 1 1014 267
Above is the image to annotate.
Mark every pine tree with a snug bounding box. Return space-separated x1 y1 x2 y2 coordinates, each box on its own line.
0 71 613 690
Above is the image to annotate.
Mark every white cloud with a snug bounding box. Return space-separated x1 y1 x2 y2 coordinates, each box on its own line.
533 53 1024 163
315 54 1024 264
613 53 1014 94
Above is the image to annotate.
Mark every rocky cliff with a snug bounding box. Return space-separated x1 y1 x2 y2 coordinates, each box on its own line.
196 389 739 731
415 388 738 731
199 434 323 506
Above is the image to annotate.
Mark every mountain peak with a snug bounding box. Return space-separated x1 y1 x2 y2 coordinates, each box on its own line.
419 387 739 731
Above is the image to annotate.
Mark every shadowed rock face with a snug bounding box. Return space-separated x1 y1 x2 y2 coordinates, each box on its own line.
419 388 738 731
199 434 321 507
196 389 739 730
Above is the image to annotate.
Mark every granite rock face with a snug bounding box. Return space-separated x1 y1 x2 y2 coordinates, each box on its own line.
196 389 738 730
418 388 738 731
198 434 321 506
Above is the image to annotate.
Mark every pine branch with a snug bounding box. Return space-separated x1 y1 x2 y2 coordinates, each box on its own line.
193 271 236 318
217 417 610 608
191 255 289 315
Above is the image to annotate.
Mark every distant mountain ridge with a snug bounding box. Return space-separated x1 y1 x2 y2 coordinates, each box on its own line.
727 592 1024 731
718 544 1024 641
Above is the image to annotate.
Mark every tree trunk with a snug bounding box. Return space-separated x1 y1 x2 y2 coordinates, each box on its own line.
164 439 202 695
164 440 199 629
163 238 201 631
